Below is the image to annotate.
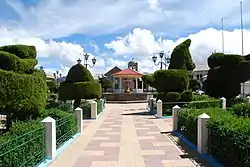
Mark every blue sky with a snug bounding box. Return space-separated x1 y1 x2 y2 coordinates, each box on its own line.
1 0 250 76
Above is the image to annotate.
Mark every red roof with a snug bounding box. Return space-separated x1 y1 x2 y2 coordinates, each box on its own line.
112 68 142 77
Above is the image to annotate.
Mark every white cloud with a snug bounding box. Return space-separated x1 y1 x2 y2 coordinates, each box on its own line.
0 27 106 76
3 0 250 38
105 27 250 73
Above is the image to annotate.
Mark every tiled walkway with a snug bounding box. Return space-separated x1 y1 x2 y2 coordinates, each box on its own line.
49 103 205 167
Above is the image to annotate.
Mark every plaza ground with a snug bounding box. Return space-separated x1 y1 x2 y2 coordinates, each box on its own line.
49 103 211 167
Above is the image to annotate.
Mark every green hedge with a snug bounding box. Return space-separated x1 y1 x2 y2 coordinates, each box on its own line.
152 69 189 93
0 70 48 121
0 45 37 59
230 103 250 117
0 51 37 73
177 107 250 167
65 64 94 83
157 92 181 102
59 81 101 100
187 100 221 109
80 101 91 119
181 90 192 102
0 109 77 167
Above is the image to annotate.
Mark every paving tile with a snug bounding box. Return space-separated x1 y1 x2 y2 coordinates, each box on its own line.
141 150 166 155
49 103 205 167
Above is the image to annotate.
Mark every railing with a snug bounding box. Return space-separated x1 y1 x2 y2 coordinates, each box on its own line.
177 110 198 145
208 128 250 167
0 126 46 167
56 114 77 149
96 100 103 115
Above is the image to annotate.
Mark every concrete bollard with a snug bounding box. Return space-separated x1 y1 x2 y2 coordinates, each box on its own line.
172 105 181 131
75 107 83 133
41 117 56 159
220 97 226 109
246 96 250 103
90 101 97 119
197 113 210 154
157 99 162 118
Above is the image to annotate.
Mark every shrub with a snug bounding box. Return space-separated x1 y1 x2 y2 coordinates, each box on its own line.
59 63 101 107
0 45 37 59
227 96 246 107
181 89 193 102
168 39 195 71
230 103 250 117
192 94 216 101
177 107 250 166
189 79 199 90
153 69 189 92
205 52 250 99
59 81 101 101
157 92 181 102
65 64 94 83
0 119 44 167
0 70 48 121
187 100 221 109
80 101 91 119
0 51 37 73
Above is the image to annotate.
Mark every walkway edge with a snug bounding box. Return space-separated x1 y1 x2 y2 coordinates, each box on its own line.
36 133 81 167
173 131 224 167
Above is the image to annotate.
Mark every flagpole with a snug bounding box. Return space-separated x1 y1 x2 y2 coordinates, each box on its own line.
240 1 244 56
221 17 225 53
240 1 245 97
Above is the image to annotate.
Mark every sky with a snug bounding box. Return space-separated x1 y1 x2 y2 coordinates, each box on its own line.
1 0 250 77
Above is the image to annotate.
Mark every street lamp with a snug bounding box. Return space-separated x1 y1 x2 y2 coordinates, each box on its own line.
152 51 170 70
79 52 96 69
53 70 61 89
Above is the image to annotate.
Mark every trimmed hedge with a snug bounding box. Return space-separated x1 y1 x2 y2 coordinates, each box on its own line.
153 69 189 92
59 81 101 100
157 92 181 102
80 101 91 119
168 39 195 71
0 45 37 59
177 107 250 167
230 103 250 117
0 70 48 121
181 90 193 102
65 64 94 83
187 100 221 109
0 109 76 167
0 51 37 74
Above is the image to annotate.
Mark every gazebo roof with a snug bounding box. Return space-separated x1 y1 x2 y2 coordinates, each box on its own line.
112 68 142 78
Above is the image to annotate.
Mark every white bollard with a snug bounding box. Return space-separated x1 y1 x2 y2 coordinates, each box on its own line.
172 105 181 131
41 117 56 159
197 113 210 154
91 101 97 119
75 107 83 133
220 97 226 109
157 99 162 118
246 96 250 103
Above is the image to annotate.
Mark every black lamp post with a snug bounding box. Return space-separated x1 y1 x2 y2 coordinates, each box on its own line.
53 70 61 89
78 53 96 69
152 51 170 70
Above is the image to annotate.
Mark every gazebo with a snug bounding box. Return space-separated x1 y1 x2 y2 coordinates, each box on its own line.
112 68 143 93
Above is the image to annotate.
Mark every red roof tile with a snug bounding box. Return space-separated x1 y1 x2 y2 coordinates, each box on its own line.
112 68 142 77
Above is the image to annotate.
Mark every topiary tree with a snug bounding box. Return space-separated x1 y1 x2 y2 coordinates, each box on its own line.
59 64 101 108
98 76 112 92
152 69 189 93
168 39 195 71
204 52 250 98
0 45 48 122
